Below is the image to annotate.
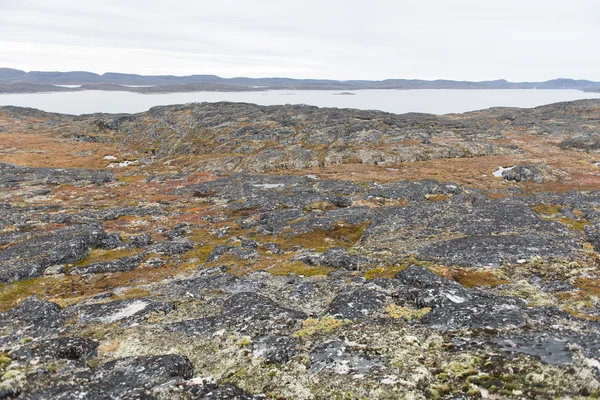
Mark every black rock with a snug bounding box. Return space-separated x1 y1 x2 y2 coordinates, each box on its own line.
74 298 174 325
182 379 261 400
206 245 234 262
333 196 353 208
0 162 114 189
166 292 306 336
418 233 578 268
252 335 298 364
91 354 194 389
326 288 387 320
422 299 525 330
261 242 282 254
146 240 194 256
319 247 369 270
309 340 386 376
0 296 62 328
502 164 544 183
221 292 306 321
128 233 154 248
69 254 143 275
0 224 121 283
394 265 471 309
11 337 99 361
20 384 151 400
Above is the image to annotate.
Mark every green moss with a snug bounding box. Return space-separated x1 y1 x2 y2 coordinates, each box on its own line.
73 248 140 267
363 265 406 280
180 245 214 265
386 304 431 321
293 315 350 338
0 355 11 371
278 222 369 252
531 204 590 231
237 337 252 347
269 262 333 277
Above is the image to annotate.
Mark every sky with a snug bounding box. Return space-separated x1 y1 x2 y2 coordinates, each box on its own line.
0 0 598 81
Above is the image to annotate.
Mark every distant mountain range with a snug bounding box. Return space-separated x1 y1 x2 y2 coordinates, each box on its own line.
1 68 600 94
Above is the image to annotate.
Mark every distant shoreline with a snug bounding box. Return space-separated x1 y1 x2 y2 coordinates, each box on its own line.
1 85 600 95
1 68 599 94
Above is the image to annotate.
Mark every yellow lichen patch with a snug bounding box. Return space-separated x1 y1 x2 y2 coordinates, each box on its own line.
278 222 369 252
114 287 151 300
575 278 600 297
98 339 122 354
386 304 431 321
73 248 140 267
425 194 451 202
179 245 215 266
303 201 338 212
557 217 590 232
293 315 350 338
531 204 590 231
0 261 196 312
354 198 409 208
268 261 333 277
531 204 562 215
363 266 407 280
117 174 147 184
432 267 509 288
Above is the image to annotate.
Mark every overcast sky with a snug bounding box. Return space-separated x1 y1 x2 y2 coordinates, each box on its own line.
0 0 598 81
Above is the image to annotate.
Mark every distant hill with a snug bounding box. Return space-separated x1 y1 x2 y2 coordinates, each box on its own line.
1 68 600 93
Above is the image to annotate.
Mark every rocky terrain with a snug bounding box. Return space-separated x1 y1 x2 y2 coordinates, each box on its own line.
1 100 600 399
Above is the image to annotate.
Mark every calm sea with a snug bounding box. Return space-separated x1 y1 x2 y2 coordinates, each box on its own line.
1 89 599 115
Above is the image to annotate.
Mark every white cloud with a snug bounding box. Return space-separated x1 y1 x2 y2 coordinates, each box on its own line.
0 0 598 80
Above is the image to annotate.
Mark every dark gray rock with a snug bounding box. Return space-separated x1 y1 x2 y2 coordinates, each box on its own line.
333 196 353 208
0 162 114 189
163 223 190 240
165 316 222 336
24 355 193 399
91 354 194 389
394 265 471 309
559 136 600 151
11 337 99 361
319 247 369 270
128 233 154 248
492 334 574 366
157 271 239 297
417 233 578 268
181 379 261 400
73 298 174 325
0 224 120 283
393 266 526 330
97 233 124 250
261 242 281 254
252 335 298 364
0 296 63 328
221 292 306 321
422 300 526 330
69 254 143 275
502 164 544 183
147 240 194 256
206 245 234 262
326 288 387 320
362 197 581 267
166 292 306 336
20 384 150 400
365 180 464 201
309 340 386 376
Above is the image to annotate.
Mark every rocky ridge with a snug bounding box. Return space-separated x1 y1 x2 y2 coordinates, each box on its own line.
1 101 600 398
